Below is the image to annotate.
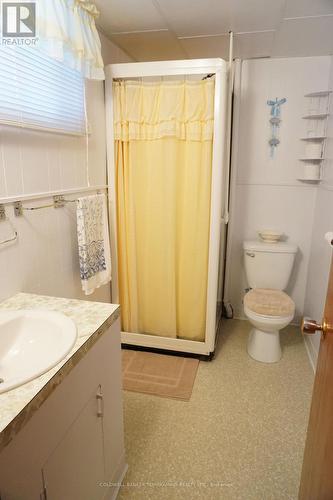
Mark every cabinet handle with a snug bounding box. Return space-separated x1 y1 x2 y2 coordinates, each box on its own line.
96 390 104 417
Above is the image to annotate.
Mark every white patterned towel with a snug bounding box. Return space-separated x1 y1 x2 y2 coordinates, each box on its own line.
76 194 111 295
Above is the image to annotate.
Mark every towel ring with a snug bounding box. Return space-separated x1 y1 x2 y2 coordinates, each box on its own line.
0 219 18 246
0 231 18 246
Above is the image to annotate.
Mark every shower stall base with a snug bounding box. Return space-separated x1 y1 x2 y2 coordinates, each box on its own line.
121 343 216 361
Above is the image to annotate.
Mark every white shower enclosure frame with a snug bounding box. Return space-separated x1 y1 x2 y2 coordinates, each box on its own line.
105 58 228 356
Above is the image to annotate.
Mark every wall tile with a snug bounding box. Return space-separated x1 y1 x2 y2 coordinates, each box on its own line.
236 57 331 187
227 56 331 323
0 35 129 304
0 81 110 304
20 131 50 194
0 127 24 196
303 56 333 364
46 135 62 191
0 149 6 198
228 184 317 319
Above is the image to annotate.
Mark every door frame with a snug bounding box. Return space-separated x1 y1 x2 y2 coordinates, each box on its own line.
105 58 228 355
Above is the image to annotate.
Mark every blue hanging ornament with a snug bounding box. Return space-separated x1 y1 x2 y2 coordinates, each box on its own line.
267 97 287 157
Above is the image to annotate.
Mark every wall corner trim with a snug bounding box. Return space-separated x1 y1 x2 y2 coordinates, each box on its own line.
303 335 317 374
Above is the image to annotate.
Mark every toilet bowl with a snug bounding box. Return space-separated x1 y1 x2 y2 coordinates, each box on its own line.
244 289 295 362
243 240 298 363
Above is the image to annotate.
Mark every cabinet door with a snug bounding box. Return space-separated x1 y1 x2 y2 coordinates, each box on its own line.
42 386 105 500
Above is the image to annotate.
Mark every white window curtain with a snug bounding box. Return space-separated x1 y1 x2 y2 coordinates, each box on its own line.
38 0 104 80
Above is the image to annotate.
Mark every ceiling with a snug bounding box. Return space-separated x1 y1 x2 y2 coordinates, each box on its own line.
95 0 333 61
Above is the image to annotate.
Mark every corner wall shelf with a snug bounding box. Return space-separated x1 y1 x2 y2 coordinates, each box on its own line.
304 91 332 98
300 136 326 141
302 113 329 119
299 90 331 184
299 157 323 161
297 178 321 183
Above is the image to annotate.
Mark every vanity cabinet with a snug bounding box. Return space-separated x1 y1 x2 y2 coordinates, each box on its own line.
42 386 105 500
0 317 127 500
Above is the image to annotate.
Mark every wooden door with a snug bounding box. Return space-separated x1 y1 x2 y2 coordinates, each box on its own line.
299 255 333 499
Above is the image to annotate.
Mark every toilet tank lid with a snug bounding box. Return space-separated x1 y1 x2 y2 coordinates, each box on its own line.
243 240 298 254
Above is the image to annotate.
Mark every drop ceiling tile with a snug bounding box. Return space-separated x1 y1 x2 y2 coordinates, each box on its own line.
284 0 333 18
95 0 166 33
179 36 229 59
234 31 275 59
229 0 285 32
272 17 333 57
154 0 284 36
110 31 187 61
180 31 274 61
153 0 231 37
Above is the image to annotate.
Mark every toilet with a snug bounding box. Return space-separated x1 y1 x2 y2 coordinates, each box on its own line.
243 240 298 363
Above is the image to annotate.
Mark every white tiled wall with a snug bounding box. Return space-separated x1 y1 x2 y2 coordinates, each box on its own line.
0 80 106 199
0 193 109 303
225 56 331 321
303 56 333 366
0 36 132 303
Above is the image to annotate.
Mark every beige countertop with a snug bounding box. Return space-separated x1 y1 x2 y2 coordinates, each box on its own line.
0 293 120 452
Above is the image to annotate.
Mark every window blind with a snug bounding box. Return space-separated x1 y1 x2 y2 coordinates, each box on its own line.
0 46 86 135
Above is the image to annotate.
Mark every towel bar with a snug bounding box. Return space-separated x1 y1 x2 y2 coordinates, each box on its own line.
14 191 102 215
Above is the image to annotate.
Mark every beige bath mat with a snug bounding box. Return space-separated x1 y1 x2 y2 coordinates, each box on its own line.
121 349 199 401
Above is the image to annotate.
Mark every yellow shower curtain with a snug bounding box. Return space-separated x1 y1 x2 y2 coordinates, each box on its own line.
113 79 215 342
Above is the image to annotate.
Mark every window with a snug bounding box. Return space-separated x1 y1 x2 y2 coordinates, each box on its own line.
0 46 85 135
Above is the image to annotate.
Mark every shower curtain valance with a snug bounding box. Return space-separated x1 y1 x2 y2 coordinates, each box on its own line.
113 80 215 141
38 0 104 80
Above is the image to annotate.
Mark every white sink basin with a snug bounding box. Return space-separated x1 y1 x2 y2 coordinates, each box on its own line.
0 310 77 394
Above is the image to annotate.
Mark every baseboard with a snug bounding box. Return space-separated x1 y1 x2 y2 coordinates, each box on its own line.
303 336 317 374
103 453 128 500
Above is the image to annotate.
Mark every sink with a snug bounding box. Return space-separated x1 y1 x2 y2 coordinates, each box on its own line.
0 310 77 394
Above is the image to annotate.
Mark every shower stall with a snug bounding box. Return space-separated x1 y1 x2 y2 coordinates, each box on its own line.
105 58 229 357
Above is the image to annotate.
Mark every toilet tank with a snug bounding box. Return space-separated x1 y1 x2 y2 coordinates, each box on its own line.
243 240 298 290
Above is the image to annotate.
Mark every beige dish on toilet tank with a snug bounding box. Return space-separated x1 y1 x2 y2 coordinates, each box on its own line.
243 240 298 291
